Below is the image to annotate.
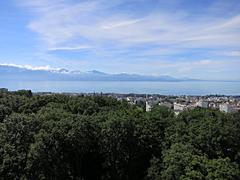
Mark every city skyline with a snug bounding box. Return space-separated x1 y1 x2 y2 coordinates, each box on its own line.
0 0 240 80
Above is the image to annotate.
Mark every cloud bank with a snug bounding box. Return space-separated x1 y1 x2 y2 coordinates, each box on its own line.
16 0 240 79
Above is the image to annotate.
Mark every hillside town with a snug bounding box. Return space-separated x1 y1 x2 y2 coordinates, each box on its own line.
122 94 240 114
88 93 240 114
34 90 240 114
1 88 239 114
117 94 240 114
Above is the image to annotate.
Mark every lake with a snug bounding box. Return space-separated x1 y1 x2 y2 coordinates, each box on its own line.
0 81 240 95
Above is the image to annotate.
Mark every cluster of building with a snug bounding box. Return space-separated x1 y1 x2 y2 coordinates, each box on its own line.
113 94 240 114
34 92 240 114
2 88 239 114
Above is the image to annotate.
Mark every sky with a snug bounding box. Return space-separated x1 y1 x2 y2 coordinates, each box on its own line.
0 0 240 80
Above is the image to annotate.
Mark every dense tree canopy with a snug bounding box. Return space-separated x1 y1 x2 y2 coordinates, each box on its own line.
0 90 239 179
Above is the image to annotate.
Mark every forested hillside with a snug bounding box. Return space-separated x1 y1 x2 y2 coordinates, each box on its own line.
0 90 240 180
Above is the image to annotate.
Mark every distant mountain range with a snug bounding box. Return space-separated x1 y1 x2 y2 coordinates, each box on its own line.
0 64 197 82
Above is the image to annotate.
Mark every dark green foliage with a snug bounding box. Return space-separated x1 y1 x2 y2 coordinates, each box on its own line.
26 116 102 179
0 114 40 179
0 92 239 179
0 105 11 122
14 90 33 98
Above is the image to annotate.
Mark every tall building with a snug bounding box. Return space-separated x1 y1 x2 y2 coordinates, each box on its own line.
146 101 152 112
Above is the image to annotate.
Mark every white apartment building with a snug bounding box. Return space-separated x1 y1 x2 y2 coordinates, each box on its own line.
146 101 152 112
159 102 172 109
219 103 236 113
174 102 187 111
196 100 209 108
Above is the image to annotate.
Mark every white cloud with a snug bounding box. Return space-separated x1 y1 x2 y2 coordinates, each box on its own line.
148 59 240 76
197 60 214 65
101 18 144 29
16 0 240 80
223 50 240 57
0 63 61 71
20 0 240 54
48 45 91 51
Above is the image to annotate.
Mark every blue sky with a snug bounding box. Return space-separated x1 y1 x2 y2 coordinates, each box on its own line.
0 0 240 80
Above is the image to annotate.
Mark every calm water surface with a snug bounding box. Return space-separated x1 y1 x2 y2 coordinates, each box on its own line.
0 81 240 95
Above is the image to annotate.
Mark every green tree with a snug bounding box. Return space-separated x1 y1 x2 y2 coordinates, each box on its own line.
0 114 39 179
26 116 102 179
